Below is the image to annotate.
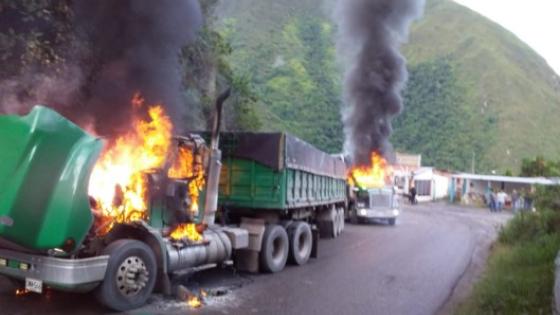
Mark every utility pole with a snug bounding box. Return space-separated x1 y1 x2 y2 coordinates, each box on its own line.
471 151 476 174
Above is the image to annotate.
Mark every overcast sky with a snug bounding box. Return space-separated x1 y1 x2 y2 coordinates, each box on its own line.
453 0 560 75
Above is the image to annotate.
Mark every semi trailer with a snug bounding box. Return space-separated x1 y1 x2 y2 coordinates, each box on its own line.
0 98 348 311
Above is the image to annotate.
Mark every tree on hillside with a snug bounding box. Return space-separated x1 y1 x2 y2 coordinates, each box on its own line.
392 59 492 171
520 156 560 177
223 12 343 152
0 0 73 79
182 0 261 131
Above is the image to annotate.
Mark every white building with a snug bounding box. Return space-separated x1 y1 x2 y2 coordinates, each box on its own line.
412 167 452 202
450 173 560 206
392 153 452 203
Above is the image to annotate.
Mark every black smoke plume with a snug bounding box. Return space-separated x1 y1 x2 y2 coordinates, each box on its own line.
0 0 202 138
335 0 425 166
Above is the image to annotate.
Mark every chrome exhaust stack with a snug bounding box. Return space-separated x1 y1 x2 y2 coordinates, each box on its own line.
203 89 230 226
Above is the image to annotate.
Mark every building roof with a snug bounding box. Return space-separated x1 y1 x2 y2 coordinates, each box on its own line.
395 153 421 168
452 173 560 185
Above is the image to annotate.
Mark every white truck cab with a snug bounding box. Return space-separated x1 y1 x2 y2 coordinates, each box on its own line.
351 187 400 225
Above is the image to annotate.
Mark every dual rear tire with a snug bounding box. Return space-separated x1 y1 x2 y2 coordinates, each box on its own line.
260 225 289 273
260 222 313 273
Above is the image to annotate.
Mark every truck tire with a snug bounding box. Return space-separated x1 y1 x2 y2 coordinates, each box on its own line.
350 208 358 224
260 224 289 273
288 222 312 265
388 218 396 226
318 207 337 238
95 239 157 312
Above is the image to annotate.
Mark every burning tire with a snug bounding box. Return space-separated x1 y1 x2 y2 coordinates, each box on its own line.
288 222 312 266
95 239 157 312
260 224 289 273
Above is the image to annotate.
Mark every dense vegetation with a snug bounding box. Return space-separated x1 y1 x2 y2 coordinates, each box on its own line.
4 0 560 172
0 1 257 131
220 2 343 152
218 0 560 172
0 1 73 79
457 157 560 314
392 59 493 171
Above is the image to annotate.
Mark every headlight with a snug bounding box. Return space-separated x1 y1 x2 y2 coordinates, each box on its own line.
359 209 368 216
392 209 400 216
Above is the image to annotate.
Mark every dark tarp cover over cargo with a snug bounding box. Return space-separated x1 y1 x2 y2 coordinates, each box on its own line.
218 132 346 179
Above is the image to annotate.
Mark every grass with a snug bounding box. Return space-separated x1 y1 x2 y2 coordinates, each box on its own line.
456 210 560 314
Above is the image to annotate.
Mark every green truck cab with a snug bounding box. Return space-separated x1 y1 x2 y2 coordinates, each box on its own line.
0 106 102 251
0 103 349 311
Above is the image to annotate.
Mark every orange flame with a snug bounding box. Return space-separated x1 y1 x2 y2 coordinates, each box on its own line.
168 146 205 215
88 94 205 237
15 289 29 296
348 152 393 189
187 294 203 308
170 223 203 242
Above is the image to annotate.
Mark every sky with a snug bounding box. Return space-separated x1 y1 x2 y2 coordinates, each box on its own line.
453 0 560 75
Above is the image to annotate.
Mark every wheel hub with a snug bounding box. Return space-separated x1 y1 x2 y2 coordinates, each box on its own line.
116 256 149 297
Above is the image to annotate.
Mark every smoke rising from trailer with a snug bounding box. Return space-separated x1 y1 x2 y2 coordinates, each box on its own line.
335 0 425 166
0 0 202 138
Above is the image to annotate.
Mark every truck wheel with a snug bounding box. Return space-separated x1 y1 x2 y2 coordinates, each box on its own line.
388 218 396 226
350 209 358 224
288 222 312 265
95 239 157 312
260 224 289 273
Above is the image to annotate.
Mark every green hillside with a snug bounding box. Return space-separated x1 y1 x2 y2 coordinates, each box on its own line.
217 0 560 172
399 0 560 172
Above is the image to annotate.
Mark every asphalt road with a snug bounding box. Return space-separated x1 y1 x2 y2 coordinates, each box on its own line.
0 203 511 315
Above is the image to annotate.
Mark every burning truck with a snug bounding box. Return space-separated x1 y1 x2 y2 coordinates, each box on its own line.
0 92 348 311
347 152 400 225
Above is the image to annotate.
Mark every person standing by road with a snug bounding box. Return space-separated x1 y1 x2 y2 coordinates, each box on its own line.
489 188 496 212
496 189 507 212
524 186 535 211
409 186 417 205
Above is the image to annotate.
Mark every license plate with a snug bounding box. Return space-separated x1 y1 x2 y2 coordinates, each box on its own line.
25 278 42 293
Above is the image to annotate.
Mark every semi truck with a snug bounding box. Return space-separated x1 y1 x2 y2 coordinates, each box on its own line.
348 187 400 225
0 98 348 311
